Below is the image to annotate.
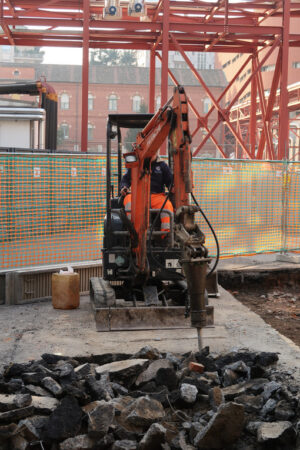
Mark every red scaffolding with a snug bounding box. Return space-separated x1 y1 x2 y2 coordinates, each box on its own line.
1 0 300 158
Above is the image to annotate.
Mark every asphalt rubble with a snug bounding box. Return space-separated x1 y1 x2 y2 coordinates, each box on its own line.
0 345 299 450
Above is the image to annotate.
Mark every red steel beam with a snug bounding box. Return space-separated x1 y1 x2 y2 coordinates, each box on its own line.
250 57 257 157
278 0 291 159
81 0 89 152
160 0 169 155
149 48 155 113
155 51 227 157
170 33 252 158
256 49 281 159
255 56 275 160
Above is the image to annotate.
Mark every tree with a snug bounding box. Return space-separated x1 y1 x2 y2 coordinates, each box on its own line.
119 51 137 66
124 101 148 151
90 49 137 66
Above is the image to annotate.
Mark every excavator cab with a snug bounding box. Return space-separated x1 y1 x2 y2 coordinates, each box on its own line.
102 114 186 305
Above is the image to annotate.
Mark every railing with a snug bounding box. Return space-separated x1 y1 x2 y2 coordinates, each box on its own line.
1 150 300 271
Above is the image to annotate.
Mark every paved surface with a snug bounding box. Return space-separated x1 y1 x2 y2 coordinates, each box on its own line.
0 286 299 380
218 252 300 271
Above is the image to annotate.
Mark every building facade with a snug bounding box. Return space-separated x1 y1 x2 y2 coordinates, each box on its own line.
137 50 215 70
0 63 226 156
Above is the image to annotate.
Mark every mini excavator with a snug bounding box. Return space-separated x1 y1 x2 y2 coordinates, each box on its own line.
90 85 218 350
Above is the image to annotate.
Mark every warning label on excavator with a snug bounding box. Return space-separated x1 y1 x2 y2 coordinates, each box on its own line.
165 259 181 269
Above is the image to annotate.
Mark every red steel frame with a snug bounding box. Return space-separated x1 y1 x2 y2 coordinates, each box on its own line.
1 0 300 158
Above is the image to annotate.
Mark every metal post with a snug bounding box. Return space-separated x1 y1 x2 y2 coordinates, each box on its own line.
278 0 290 160
250 57 257 157
149 49 156 113
160 0 169 155
81 0 90 152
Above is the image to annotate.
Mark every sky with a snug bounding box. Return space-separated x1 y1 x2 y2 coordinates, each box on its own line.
42 47 83 65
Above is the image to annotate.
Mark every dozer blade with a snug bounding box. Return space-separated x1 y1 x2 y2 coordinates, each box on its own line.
90 277 214 332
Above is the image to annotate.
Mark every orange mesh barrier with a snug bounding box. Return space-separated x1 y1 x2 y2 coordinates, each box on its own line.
1 153 300 271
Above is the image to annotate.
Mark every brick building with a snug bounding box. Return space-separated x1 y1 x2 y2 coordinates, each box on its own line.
0 63 227 155
216 18 300 107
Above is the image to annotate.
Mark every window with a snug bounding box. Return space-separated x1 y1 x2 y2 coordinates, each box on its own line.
293 61 300 69
61 93 70 110
88 93 94 111
13 69 20 77
132 95 141 112
108 94 118 111
261 64 275 72
60 123 69 139
203 98 211 113
88 124 93 141
155 96 161 112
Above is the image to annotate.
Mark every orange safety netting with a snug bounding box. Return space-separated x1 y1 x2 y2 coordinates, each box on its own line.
1 154 300 271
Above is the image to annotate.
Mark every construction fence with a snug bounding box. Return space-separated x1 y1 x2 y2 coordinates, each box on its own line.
1 152 300 271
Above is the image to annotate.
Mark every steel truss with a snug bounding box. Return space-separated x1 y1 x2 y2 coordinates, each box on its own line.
1 0 300 158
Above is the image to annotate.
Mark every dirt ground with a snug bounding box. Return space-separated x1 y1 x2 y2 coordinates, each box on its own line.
232 287 300 347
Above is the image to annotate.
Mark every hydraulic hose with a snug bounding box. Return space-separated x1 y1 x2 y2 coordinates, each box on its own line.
191 192 220 276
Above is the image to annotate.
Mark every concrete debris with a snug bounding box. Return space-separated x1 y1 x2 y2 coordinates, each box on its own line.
155 367 178 390
74 363 94 379
135 359 173 386
42 396 83 441
0 394 31 412
59 433 95 449
0 347 298 449
132 346 161 361
42 376 63 396
180 383 198 404
31 395 59 414
257 421 295 444
85 400 115 438
112 439 137 450
194 402 245 448
95 359 149 383
138 422 166 449
208 386 224 411
122 396 165 428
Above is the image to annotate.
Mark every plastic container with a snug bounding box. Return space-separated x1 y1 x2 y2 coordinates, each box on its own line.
51 272 80 310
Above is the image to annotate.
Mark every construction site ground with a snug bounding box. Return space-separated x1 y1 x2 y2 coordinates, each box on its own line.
0 253 299 382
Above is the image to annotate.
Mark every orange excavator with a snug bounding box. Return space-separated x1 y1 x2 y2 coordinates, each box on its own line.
90 85 218 349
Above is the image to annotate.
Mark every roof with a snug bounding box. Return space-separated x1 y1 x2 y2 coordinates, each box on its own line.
31 64 227 88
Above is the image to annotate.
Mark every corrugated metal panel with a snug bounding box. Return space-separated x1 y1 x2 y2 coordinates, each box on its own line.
1 264 103 304
21 272 52 301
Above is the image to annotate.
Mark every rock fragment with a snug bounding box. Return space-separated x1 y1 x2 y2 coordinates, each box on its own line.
156 367 178 390
257 421 296 446
0 405 34 423
84 400 115 438
18 415 48 441
133 346 161 360
194 402 245 449
74 363 94 379
138 422 166 449
95 359 148 384
42 377 63 396
42 396 83 441
0 394 31 412
31 395 59 414
59 433 95 449
122 396 165 428
208 387 224 411
112 440 137 450
180 384 198 404
135 359 173 386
